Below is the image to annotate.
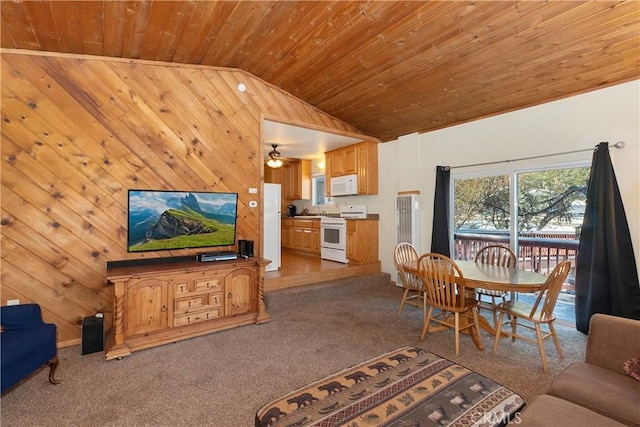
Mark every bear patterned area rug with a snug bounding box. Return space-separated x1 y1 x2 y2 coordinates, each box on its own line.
255 346 525 427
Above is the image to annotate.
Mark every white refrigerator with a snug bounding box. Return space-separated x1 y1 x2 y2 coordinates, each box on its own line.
263 183 281 272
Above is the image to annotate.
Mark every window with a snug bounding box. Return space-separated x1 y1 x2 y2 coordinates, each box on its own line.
312 175 333 206
452 164 589 322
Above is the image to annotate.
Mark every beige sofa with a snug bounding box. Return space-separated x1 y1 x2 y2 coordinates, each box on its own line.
516 313 640 426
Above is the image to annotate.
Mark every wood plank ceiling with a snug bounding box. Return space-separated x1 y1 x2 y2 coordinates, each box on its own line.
1 1 639 142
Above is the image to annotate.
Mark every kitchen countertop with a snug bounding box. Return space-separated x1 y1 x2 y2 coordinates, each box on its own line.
282 214 379 220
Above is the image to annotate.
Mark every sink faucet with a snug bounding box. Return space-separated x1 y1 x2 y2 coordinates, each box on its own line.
312 206 322 216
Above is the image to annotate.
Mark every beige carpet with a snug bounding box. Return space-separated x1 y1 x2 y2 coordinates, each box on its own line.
0 273 587 426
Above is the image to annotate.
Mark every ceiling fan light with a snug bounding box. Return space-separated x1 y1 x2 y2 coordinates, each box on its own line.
266 143 283 168
267 158 283 168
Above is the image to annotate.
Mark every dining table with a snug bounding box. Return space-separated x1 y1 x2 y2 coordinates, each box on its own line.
403 259 548 351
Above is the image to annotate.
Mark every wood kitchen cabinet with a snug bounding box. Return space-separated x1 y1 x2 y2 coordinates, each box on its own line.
105 257 270 360
293 228 313 251
281 218 294 248
284 160 311 200
346 219 379 264
331 145 358 176
266 160 311 201
281 218 320 255
264 166 284 187
356 142 378 195
312 227 321 253
325 141 378 195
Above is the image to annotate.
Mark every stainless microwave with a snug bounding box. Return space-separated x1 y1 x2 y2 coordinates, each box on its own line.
330 174 358 196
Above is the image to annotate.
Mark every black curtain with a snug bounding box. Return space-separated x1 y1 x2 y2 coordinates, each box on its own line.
575 142 640 333
431 166 451 257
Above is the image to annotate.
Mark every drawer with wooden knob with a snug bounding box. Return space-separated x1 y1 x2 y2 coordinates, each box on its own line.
195 278 223 292
175 296 204 311
174 282 190 294
208 292 222 307
173 308 222 326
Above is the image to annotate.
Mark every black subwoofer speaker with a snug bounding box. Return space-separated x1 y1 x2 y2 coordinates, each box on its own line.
238 239 254 258
81 314 104 355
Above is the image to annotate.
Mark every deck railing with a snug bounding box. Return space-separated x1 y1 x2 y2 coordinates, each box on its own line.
454 230 580 290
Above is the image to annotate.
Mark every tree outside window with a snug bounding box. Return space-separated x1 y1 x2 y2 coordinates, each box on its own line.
454 167 589 233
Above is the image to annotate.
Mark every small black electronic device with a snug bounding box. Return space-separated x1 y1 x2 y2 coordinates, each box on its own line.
238 239 254 258
106 255 196 269
81 314 104 355
199 251 238 262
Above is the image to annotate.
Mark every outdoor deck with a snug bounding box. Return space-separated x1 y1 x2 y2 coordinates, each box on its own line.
457 231 578 325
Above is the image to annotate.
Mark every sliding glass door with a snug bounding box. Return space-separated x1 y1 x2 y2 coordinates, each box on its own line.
515 167 589 289
453 174 511 260
452 164 590 323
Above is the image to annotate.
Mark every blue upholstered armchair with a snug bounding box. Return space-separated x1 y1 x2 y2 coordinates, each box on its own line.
1 303 60 394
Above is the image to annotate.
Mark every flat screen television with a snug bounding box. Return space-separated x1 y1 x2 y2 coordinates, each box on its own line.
127 190 239 253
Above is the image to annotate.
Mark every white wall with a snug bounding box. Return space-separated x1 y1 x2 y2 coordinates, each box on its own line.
377 80 640 278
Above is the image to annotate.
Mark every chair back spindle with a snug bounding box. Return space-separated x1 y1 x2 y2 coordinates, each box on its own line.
475 245 517 268
417 253 480 354
532 260 572 321
418 254 466 310
473 245 517 325
393 243 424 316
394 243 421 289
493 259 572 371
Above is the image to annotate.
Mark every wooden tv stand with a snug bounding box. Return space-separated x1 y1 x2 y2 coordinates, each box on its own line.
105 257 270 360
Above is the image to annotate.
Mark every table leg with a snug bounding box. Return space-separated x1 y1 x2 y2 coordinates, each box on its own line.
477 313 496 335
468 315 485 351
476 309 511 338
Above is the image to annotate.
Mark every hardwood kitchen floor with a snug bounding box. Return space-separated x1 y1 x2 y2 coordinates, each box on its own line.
264 249 382 292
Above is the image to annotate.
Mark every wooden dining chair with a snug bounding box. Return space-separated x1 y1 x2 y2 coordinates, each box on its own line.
474 245 518 325
492 260 572 371
393 242 424 316
417 253 480 355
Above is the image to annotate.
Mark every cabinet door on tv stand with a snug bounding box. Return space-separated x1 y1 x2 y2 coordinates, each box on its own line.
225 268 257 316
125 277 169 337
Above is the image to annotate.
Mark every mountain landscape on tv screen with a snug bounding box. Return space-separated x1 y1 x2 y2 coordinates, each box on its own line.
128 191 237 252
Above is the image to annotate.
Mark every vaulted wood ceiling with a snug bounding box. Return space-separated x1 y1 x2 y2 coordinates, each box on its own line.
2 1 638 142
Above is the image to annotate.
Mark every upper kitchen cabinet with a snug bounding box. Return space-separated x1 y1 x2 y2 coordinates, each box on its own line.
330 144 358 176
284 160 311 200
264 165 284 187
325 141 378 195
265 159 311 201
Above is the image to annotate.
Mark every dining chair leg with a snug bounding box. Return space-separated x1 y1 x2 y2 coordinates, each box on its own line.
499 294 509 323
490 296 498 325
422 291 427 323
493 311 504 352
535 324 549 372
549 322 564 359
421 305 435 340
397 288 410 316
454 312 460 355
471 307 481 342
510 316 518 341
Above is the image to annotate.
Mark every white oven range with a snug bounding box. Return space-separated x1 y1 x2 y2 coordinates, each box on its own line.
320 216 348 263
320 205 368 263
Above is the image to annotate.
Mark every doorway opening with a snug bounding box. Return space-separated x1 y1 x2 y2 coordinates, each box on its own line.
452 165 590 324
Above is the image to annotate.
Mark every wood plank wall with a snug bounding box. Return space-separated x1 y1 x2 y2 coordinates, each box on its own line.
0 50 361 345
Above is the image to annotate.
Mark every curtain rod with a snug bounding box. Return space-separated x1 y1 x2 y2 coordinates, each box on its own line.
447 141 625 170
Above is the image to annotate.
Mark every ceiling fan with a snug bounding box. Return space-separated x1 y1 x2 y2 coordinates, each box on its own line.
266 144 285 168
